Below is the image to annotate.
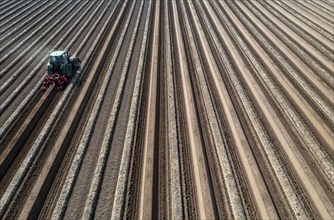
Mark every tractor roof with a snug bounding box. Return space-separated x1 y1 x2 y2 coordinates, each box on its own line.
50 51 66 57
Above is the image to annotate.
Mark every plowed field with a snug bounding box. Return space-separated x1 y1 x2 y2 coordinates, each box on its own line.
0 1 333 219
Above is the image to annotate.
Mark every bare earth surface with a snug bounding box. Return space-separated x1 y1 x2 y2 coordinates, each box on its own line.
0 0 333 219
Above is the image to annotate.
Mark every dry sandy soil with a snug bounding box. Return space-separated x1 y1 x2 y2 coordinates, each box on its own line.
0 0 333 219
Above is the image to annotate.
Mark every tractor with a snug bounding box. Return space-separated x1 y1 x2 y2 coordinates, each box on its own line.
42 50 80 90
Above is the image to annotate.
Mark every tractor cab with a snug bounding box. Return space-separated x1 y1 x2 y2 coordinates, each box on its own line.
47 51 71 77
49 51 69 66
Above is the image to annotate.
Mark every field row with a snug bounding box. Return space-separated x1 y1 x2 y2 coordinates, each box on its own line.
0 0 333 219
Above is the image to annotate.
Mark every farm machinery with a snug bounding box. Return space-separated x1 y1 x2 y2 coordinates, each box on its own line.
42 51 80 90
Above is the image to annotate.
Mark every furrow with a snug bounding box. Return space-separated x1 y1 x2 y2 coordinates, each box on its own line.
206 1 319 218
0 0 43 34
0 0 66 55
0 0 96 130
271 0 334 42
12 1 120 219
0 1 113 217
179 0 247 219
257 1 334 62
221 1 334 127
49 1 127 218
163 0 183 219
245 1 333 77
0 1 82 89
138 1 160 218
306 0 334 15
0 0 28 20
0 1 333 219
293 0 334 26
96 1 143 218
224 1 334 182
191 1 280 219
